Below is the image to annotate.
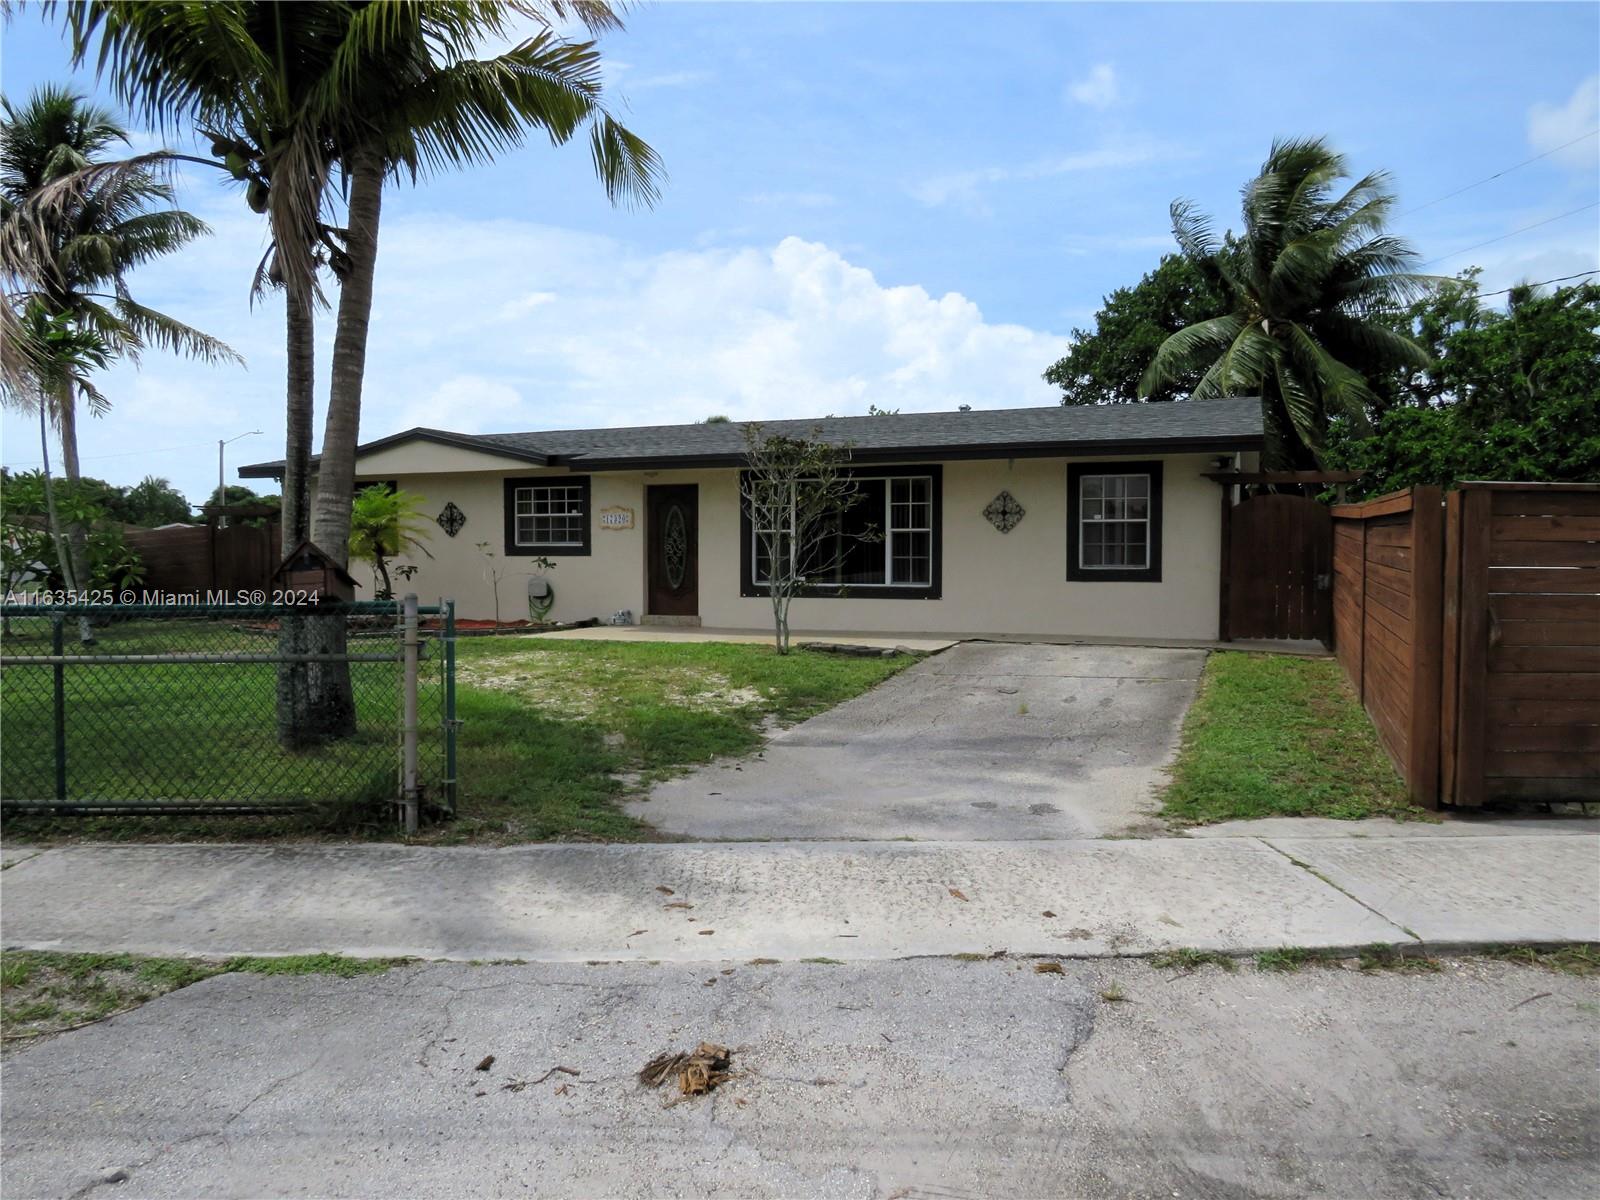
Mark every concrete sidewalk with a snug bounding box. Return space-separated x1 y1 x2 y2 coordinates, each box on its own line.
3 835 1595 962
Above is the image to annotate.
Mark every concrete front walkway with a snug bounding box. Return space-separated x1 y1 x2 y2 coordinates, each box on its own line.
631 642 1206 840
3 835 1595 962
530 625 1332 657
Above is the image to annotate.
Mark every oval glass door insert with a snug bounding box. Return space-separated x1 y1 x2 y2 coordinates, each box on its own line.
664 505 688 590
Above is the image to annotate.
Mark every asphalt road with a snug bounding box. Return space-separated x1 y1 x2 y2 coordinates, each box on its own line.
630 642 1206 840
4 957 1596 1199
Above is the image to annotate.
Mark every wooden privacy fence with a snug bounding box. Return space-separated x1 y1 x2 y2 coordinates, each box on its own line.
1331 487 1444 804
124 516 280 596
1331 482 1599 808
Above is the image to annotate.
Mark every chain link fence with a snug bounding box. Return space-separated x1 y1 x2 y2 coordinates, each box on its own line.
0 599 455 825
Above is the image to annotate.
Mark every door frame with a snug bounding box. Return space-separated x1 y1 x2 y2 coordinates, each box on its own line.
645 484 699 617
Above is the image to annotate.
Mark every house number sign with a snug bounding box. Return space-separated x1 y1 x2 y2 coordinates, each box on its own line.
598 505 635 530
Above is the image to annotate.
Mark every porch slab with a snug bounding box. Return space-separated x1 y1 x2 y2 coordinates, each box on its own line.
525 626 959 653
526 625 1331 658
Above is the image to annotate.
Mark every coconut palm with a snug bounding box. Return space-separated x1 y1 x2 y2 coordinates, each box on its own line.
1 86 237 635
1140 138 1433 467
65 1 661 743
307 1 662 572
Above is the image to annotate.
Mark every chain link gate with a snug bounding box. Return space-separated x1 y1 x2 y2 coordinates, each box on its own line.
0 598 456 825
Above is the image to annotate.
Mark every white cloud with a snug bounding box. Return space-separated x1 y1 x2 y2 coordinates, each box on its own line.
360 221 1070 433
2 218 1070 501
913 144 1176 210
627 69 714 92
744 190 837 209
1528 75 1600 169
396 376 527 432
1066 63 1121 110
496 291 558 320
1059 232 1174 258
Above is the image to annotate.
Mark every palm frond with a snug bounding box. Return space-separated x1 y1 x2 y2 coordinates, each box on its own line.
1169 198 1218 261
114 295 243 365
1138 313 1243 397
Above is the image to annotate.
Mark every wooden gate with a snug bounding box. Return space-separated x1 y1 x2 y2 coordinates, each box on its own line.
1223 493 1332 641
1442 483 1600 806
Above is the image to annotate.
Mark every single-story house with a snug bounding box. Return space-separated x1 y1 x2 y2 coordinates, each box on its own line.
241 397 1264 640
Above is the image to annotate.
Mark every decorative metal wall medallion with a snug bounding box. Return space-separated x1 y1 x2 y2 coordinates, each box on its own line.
436 501 466 537
983 490 1025 533
664 504 688 589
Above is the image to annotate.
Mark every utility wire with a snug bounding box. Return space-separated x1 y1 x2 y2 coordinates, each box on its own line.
1420 201 1600 266
1 438 223 471
1475 269 1598 299
1400 129 1600 217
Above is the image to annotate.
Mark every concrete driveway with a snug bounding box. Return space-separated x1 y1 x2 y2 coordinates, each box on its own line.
628 642 1206 840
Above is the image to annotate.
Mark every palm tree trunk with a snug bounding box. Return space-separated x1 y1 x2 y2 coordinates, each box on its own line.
280 282 316 555
313 146 383 567
37 405 74 593
57 382 95 643
276 279 325 749
301 147 385 744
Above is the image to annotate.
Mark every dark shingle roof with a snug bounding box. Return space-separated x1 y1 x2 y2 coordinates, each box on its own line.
240 396 1263 477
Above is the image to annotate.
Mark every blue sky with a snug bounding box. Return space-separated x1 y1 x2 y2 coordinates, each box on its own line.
3 1 1597 506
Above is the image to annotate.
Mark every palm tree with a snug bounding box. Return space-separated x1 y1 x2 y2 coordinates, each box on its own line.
308 2 662 572
348 485 434 600
1 86 237 636
66 1 660 742
1140 138 1433 467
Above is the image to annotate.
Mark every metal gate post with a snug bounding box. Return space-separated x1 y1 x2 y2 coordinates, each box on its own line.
401 594 420 834
443 599 457 815
51 613 67 801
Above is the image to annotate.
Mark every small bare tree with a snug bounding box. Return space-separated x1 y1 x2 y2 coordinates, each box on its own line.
740 424 878 654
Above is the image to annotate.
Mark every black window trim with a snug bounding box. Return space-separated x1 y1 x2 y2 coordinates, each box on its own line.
1067 460 1163 582
739 464 942 600
503 475 592 557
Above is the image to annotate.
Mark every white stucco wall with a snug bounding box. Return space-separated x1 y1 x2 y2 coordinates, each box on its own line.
363 447 1228 640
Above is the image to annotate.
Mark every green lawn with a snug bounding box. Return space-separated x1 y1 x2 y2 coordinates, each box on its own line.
0 629 909 844
1160 652 1423 825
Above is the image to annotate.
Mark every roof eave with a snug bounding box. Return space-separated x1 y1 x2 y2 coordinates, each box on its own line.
238 427 551 479
569 433 1265 473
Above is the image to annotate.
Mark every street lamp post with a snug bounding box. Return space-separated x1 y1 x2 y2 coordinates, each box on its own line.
217 430 263 527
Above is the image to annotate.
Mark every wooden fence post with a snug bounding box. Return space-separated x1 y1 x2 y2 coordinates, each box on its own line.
1454 487 1492 808
1407 487 1444 808
1439 490 1462 805
1358 515 1368 704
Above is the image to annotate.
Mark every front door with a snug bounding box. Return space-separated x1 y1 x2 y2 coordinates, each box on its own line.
647 485 698 616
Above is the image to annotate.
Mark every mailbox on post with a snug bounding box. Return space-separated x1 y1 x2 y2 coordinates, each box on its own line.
271 540 359 603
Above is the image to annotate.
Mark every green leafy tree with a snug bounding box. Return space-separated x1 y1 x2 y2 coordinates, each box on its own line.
117 475 191 526
0 467 144 593
1141 138 1432 466
1046 254 1228 404
1328 278 1600 493
348 485 434 601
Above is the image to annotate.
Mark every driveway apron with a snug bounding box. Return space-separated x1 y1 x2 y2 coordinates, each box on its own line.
628 642 1206 839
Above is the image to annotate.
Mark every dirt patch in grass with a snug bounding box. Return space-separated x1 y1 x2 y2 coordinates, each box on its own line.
1 950 407 1046
1161 652 1424 825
